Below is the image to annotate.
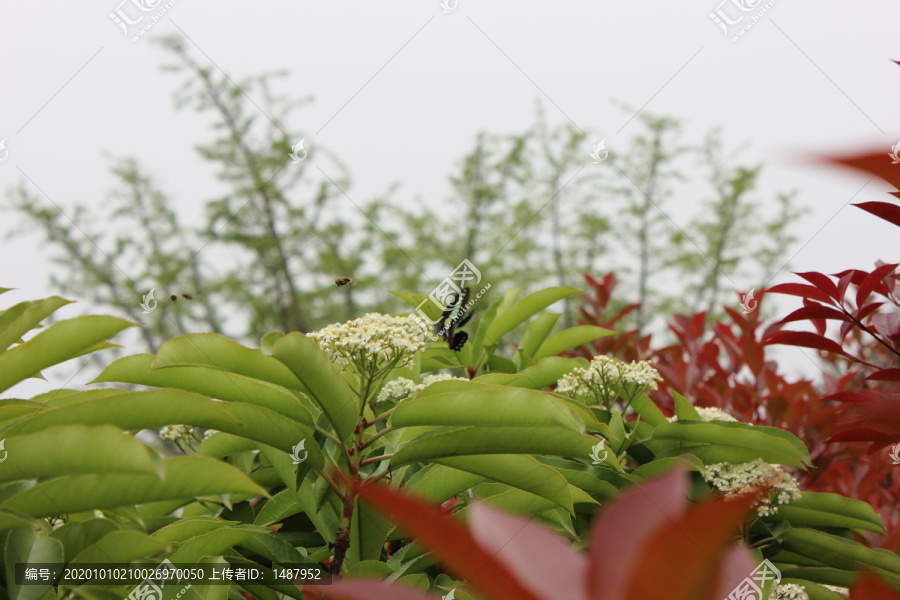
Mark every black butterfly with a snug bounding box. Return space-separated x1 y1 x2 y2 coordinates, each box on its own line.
434 287 474 351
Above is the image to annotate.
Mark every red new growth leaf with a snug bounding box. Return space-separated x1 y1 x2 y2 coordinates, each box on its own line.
622 483 760 600
764 331 846 356
850 572 900 598
796 271 841 299
857 263 899 307
854 202 900 230
823 150 900 190
347 481 545 600
768 283 836 305
780 305 850 325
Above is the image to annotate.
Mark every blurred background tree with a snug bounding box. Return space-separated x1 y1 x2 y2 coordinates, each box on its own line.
3 34 804 354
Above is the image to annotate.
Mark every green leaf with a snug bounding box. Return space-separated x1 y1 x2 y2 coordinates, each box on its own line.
391 426 598 467
435 454 573 513
0 297 71 355
779 528 900 582
237 531 308 564
348 499 392 565
95 354 315 425
673 392 702 422
652 421 811 468
254 490 305 526
392 382 583 431
0 456 264 522
169 524 270 563
5 527 64 600
0 425 163 483
500 357 585 390
69 530 168 564
473 483 560 516
153 516 236 543
407 464 485 503
532 326 614 360
766 491 886 534
153 334 305 390
0 316 133 393
515 313 560 359
483 287 582 345
272 333 359 441
0 390 323 471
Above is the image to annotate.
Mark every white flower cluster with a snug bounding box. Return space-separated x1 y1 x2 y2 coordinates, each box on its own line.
159 424 193 443
308 313 428 369
556 355 662 405
769 583 808 600
376 377 423 404
375 372 468 404
667 406 739 423
702 458 802 517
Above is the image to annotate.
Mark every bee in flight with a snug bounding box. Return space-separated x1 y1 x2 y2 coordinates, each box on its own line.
169 294 194 302
434 287 474 352
335 277 353 287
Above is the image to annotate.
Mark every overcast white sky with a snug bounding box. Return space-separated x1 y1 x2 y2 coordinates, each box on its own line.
1 1 899 392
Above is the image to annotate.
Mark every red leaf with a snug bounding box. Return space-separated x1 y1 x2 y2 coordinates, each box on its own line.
468 503 588 600
827 429 899 444
823 150 900 189
858 301 885 321
854 201 900 230
623 486 760 600
796 271 840 299
768 283 836 305
588 467 688 599
351 482 546 600
873 313 900 338
857 263 899 307
764 331 846 356
823 391 875 404
850 572 900 599
866 369 900 382
779 305 850 325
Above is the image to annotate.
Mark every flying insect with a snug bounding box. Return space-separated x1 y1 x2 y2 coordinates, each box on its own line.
434 287 474 351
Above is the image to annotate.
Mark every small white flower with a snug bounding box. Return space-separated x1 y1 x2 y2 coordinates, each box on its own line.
667 406 739 423
555 355 661 406
159 424 193 443
308 313 428 370
702 459 802 517
376 377 424 404
769 583 809 600
423 372 468 386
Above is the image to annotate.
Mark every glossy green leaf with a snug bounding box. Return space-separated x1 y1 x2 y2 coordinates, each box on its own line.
0 316 133 393
0 296 71 355
391 426 599 467
532 326 614 360
5 527 64 600
652 421 811 468
483 287 582 345
780 528 900 582
393 383 583 431
95 354 315 425
272 333 359 441
766 492 886 534
69 530 169 564
0 425 163 483
515 313 560 359
435 454 573 513
407 464 485 503
0 456 265 522
0 389 322 471
153 334 304 390
169 524 270 562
